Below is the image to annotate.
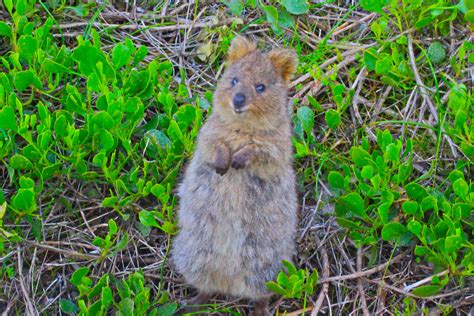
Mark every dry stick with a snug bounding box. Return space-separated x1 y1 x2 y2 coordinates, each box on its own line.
407 34 438 123
351 66 377 141
332 12 377 37
290 47 369 88
318 249 408 284
52 20 224 37
16 246 37 316
311 236 330 316
25 241 99 261
294 53 360 102
403 269 449 292
365 278 463 300
356 248 370 316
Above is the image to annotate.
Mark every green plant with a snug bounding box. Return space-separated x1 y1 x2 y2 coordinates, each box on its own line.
266 260 318 303
60 269 177 315
0 0 203 238
329 129 472 295
92 219 129 260
223 0 310 32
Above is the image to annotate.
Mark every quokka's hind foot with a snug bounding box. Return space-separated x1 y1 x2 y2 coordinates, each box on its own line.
251 298 271 316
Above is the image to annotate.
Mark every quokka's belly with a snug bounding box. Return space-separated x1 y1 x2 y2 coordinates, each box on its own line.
173 163 297 298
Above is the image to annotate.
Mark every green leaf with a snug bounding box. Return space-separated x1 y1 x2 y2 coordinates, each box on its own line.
20 176 34 189
59 299 79 314
54 114 67 137
415 245 430 256
0 202 6 220
382 222 406 241
325 109 341 129
87 72 101 92
93 111 114 129
225 0 244 15
360 0 388 13
10 154 33 170
266 281 287 296
405 182 428 202
297 106 314 133
101 286 113 309
407 220 422 237
445 235 462 253
335 192 366 218
112 43 132 69
156 303 178 316
139 210 159 228
14 70 41 93
100 130 115 151
12 189 35 211
43 59 72 74
452 178 468 200
278 8 295 28
466 0 474 10
0 22 12 37
119 298 134 314
465 9 474 23
102 196 117 208
378 202 390 224
384 142 401 161
151 184 166 198
412 285 442 297
364 49 378 71
350 147 372 167
161 221 176 235
375 56 392 75
328 171 344 189
18 35 38 63
420 196 437 212
70 267 90 286
134 45 148 65
449 170 464 182
415 17 433 29
262 5 279 30
72 42 99 75
361 165 374 179
0 106 17 131
167 120 184 142
281 0 309 15
108 219 118 235
145 129 172 150
4 0 13 15
402 200 418 215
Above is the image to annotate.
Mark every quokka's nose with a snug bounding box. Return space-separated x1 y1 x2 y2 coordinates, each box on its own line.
233 93 246 109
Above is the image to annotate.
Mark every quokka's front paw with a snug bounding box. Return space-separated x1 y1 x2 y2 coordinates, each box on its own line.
212 143 230 175
231 152 250 169
214 161 229 175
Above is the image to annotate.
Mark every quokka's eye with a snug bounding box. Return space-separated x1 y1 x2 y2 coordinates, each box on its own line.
231 78 238 87
255 84 266 93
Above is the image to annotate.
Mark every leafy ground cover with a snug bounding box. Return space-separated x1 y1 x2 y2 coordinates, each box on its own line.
0 0 472 315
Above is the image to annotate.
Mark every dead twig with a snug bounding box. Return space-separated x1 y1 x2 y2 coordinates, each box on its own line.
311 235 330 316
25 241 99 261
16 246 37 316
356 248 370 316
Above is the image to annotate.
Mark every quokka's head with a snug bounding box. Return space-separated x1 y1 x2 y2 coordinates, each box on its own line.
214 36 298 125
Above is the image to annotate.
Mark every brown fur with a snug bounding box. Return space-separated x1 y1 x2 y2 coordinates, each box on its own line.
172 37 298 314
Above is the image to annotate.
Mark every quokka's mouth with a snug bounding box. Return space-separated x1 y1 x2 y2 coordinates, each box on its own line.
233 108 247 114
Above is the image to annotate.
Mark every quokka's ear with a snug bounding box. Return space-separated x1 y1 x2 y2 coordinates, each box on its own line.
227 36 257 63
268 49 298 83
